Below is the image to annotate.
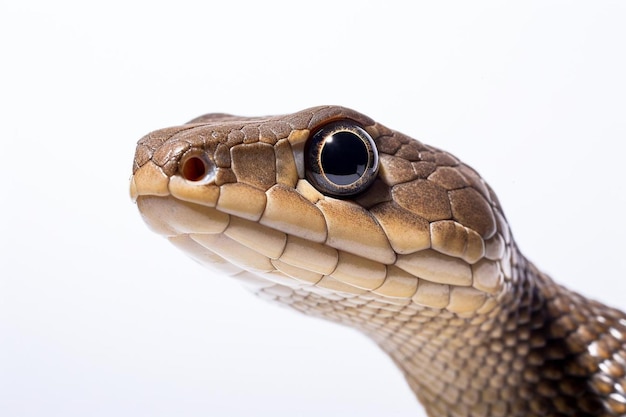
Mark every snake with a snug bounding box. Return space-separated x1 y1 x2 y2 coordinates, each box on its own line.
130 106 626 416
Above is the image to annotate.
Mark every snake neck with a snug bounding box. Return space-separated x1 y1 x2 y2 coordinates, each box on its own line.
363 253 626 417
272 246 626 416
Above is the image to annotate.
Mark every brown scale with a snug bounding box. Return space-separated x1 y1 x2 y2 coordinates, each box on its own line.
131 105 626 416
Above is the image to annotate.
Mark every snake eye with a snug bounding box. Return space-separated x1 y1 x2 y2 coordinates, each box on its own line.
179 152 216 184
305 121 379 197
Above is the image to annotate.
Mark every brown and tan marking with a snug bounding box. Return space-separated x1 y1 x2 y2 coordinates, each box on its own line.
131 106 626 417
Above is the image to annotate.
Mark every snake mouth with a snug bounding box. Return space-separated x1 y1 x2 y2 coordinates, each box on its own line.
131 168 503 316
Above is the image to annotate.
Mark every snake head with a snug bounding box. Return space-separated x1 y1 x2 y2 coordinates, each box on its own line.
130 106 515 319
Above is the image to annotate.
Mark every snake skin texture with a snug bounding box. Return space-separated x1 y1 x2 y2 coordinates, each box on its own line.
130 106 626 416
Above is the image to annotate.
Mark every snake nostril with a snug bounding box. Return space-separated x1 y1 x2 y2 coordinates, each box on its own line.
182 157 207 181
180 153 216 184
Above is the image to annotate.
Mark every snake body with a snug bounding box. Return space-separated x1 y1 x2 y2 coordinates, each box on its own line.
130 106 626 416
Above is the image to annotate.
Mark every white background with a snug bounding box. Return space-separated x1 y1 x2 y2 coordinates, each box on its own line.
1 2 625 416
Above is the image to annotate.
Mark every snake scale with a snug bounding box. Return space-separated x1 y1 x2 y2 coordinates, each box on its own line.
130 106 626 416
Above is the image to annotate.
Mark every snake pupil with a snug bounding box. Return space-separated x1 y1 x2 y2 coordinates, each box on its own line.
320 132 368 185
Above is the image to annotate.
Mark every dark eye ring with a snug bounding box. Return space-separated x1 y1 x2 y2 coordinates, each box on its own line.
304 121 379 197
